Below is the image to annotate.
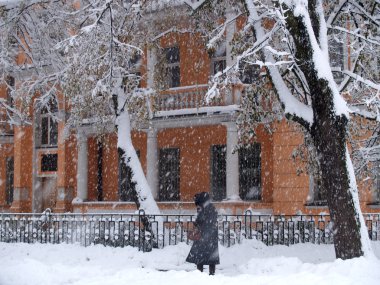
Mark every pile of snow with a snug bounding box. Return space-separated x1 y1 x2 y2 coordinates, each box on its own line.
1 240 379 285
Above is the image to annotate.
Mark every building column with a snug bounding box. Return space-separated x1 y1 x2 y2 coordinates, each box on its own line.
10 125 33 212
147 47 156 88
74 129 88 202
225 122 240 200
147 128 158 200
55 116 74 212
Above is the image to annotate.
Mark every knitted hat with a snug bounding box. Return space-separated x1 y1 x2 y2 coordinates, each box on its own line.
194 192 210 207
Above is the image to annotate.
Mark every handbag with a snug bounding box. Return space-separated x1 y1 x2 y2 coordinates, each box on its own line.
188 228 201 241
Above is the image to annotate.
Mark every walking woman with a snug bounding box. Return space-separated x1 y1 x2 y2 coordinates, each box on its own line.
186 192 220 275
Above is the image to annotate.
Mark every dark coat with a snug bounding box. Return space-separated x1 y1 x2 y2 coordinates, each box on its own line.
186 192 220 265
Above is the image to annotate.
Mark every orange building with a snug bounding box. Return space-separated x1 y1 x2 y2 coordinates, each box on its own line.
0 10 379 216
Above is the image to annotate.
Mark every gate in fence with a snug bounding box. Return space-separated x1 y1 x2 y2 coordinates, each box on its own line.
1 210 379 251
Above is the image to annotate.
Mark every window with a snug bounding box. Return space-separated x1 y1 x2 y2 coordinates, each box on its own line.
5 157 14 205
1 77 15 134
309 174 327 205
375 163 380 203
165 46 180 88
329 36 344 82
239 63 261 84
377 167 380 194
127 53 142 88
40 99 58 146
211 43 226 75
118 151 140 202
6 76 14 108
210 145 226 201
159 148 180 201
239 143 261 200
41 153 58 172
129 53 142 68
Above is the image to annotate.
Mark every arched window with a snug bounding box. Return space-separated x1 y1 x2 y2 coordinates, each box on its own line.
40 99 58 147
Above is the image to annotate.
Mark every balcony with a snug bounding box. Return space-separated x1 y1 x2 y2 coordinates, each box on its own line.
154 85 241 117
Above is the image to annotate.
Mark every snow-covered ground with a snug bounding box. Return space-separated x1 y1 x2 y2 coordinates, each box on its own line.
1 240 380 285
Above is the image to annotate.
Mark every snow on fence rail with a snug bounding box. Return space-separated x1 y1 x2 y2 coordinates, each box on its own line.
0 210 379 251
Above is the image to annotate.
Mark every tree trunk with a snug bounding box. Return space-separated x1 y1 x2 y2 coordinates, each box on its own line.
118 147 140 207
280 2 365 259
311 106 363 259
111 91 161 215
113 91 162 242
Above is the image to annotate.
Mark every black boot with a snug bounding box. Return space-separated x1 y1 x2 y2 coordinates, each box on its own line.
197 264 203 272
209 265 215 275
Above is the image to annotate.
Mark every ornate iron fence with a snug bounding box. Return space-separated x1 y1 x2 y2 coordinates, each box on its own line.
1 210 379 251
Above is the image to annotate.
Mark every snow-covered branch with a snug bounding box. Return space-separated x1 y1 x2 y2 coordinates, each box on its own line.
245 0 313 126
328 25 380 46
343 70 380 91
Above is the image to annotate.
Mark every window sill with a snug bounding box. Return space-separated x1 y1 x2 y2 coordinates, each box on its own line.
305 201 328 208
36 145 58 149
367 202 380 209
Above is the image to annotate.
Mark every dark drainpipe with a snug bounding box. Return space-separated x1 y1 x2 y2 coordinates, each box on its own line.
97 140 103 201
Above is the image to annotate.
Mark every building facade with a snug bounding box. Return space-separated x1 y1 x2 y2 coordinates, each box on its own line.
1 8 379 216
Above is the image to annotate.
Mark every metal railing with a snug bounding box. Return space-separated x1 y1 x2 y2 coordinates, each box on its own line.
155 85 225 112
1 210 379 251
